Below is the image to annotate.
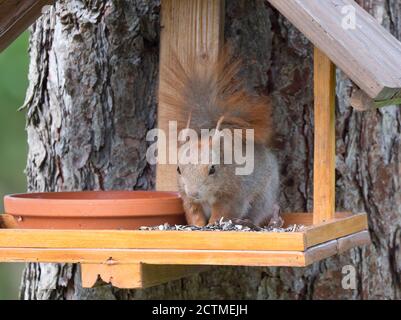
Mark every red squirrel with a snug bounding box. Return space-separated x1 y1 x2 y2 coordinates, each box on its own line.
160 48 281 227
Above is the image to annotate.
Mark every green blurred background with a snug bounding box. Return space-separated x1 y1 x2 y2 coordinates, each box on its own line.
0 32 30 300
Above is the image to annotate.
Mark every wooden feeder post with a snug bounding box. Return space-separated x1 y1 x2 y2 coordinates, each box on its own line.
313 47 336 224
156 0 225 191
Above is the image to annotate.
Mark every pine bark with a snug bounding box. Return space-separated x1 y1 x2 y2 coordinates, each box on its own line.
20 0 401 300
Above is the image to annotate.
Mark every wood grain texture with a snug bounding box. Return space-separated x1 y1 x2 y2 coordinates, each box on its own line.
350 88 377 111
81 263 142 288
156 0 225 191
305 213 368 248
313 47 336 224
0 0 52 52
0 212 367 252
305 231 371 264
0 230 370 269
81 263 208 289
0 247 308 267
0 229 370 289
303 240 338 265
268 0 401 105
0 228 305 251
0 220 306 251
337 230 371 254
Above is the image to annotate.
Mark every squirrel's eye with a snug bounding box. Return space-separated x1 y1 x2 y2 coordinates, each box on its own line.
208 165 216 175
177 166 181 175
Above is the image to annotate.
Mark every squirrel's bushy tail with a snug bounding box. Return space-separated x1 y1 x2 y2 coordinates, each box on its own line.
159 46 273 146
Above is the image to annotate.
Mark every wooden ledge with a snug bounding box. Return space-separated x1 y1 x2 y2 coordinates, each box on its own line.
0 212 370 288
0 231 370 288
0 212 367 252
0 230 371 267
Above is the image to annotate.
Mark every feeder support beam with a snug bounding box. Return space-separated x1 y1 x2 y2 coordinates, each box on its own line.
313 47 336 224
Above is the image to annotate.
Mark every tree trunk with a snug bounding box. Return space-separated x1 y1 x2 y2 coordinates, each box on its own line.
20 0 401 300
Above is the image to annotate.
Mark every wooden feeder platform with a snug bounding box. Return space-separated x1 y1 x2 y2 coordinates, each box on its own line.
0 212 369 288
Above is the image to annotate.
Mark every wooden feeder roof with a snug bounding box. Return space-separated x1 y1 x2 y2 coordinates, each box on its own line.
268 0 401 107
0 0 53 52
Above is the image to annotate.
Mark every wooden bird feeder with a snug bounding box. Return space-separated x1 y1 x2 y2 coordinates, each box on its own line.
1 0 401 289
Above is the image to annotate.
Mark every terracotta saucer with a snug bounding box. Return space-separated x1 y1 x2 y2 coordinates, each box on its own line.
3 191 185 229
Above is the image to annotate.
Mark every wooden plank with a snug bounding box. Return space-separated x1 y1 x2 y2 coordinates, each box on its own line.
0 247 308 267
350 88 401 110
0 229 370 269
337 230 370 254
0 0 52 52
304 240 338 265
0 226 306 251
81 263 142 288
313 47 336 224
81 263 208 289
304 230 370 265
156 0 225 191
267 0 401 105
305 213 368 248
350 88 377 111
0 212 364 252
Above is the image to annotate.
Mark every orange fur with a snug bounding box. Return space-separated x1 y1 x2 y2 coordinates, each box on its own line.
159 46 273 146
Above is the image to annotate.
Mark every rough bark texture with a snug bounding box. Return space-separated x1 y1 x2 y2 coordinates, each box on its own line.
20 0 401 300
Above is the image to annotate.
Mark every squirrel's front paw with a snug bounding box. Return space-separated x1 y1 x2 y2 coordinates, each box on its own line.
207 215 224 226
267 204 283 228
186 213 207 227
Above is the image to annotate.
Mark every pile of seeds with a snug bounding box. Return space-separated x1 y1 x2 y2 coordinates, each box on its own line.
139 218 305 233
